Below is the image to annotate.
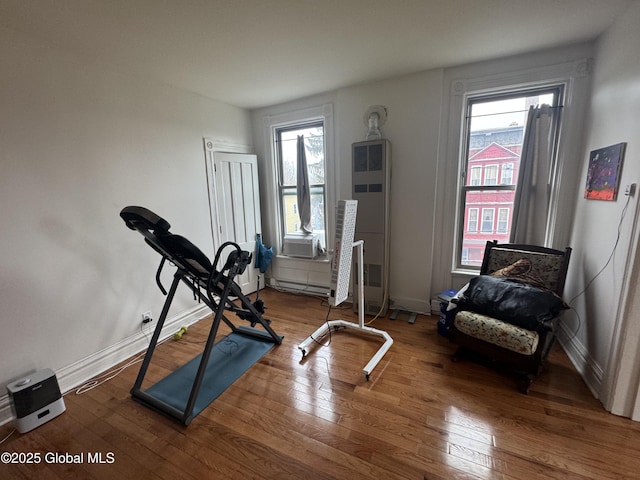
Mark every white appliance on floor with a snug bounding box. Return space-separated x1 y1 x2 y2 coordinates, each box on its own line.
7 368 66 433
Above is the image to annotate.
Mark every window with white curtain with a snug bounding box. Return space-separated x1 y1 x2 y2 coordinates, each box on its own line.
262 103 334 260
456 87 563 268
274 122 327 248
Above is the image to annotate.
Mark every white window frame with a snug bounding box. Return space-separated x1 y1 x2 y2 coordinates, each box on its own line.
469 166 482 186
484 164 498 185
467 208 478 232
432 55 591 291
262 104 335 259
274 121 326 245
481 208 494 233
497 208 509 233
455 85 564 269
501 162 514 185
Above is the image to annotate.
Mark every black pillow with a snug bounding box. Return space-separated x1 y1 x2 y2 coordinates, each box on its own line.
455 275 568 331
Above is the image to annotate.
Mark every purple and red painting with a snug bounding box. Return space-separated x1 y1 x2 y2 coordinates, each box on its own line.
584 143 626 201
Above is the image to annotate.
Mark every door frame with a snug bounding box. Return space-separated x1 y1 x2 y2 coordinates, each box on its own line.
203 138 262 294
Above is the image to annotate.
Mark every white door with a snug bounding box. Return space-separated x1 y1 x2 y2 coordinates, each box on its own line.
204 143 263 295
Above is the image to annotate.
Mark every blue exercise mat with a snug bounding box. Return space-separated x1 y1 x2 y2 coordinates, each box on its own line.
145 331 276 418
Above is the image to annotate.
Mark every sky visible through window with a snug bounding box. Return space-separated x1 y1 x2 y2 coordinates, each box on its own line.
470 94 554 131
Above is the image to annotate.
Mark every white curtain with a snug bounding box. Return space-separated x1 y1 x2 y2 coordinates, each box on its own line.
296 135 313 233
511 104 554 245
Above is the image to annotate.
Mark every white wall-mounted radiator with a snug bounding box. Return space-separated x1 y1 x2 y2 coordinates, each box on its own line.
352 139 391 316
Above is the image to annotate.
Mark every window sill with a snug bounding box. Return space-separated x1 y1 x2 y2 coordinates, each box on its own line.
452 267 480 277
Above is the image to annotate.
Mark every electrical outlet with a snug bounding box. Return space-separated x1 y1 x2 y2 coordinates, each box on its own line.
141 311 152 324
625 183 637 197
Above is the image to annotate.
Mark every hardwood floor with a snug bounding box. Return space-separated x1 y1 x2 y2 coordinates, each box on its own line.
2 287 640 479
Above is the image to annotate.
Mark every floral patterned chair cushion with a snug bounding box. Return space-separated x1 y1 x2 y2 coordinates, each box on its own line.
454 310 539 355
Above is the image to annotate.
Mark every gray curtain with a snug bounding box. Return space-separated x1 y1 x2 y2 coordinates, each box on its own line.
511 104 554 245
296 135 313 233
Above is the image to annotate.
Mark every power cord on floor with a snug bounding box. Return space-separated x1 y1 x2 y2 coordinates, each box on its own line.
72 321 173 395
309 305 334 347
558 306 583 346
319 298 351 310
364 302 387 326
72 351 147 395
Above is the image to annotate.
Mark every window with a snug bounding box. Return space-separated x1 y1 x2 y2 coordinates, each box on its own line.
501 163 514 185
497 208 509 233
467 208 478 232
456 87 562 268
481 208 494 233
484 165 498 185
470 167 482 186
275 122 327 248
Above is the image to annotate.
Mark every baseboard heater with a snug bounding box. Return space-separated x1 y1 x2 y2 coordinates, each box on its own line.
268 279 329 297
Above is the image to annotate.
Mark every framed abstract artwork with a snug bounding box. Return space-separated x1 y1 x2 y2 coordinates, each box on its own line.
584 142 626 201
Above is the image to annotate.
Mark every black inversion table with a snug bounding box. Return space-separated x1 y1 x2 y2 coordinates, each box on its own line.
120 206 282 425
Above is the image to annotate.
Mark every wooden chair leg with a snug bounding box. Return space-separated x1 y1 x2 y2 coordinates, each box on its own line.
517 375 533 394
452 346 465 363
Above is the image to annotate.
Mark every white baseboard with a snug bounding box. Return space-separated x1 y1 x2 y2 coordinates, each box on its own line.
389 296 431 316
557 324 603 399
267 279 329 298
266 281 432 317
0 305 209 427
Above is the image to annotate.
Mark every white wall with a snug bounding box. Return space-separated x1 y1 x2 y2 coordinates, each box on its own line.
334 72 444 312
567 1 640 414
0 25 252 411
252 70 444 312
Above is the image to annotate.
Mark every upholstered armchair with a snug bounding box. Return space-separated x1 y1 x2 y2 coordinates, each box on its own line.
448 241 571 393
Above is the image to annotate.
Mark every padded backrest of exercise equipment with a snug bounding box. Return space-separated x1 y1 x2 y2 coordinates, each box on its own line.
120 205 213 278
158 233 212 276
120 206 171 233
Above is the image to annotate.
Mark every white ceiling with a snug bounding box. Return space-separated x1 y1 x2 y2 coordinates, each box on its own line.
0 0 634 109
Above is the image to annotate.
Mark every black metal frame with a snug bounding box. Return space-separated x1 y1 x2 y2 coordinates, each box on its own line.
120 206 282 425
